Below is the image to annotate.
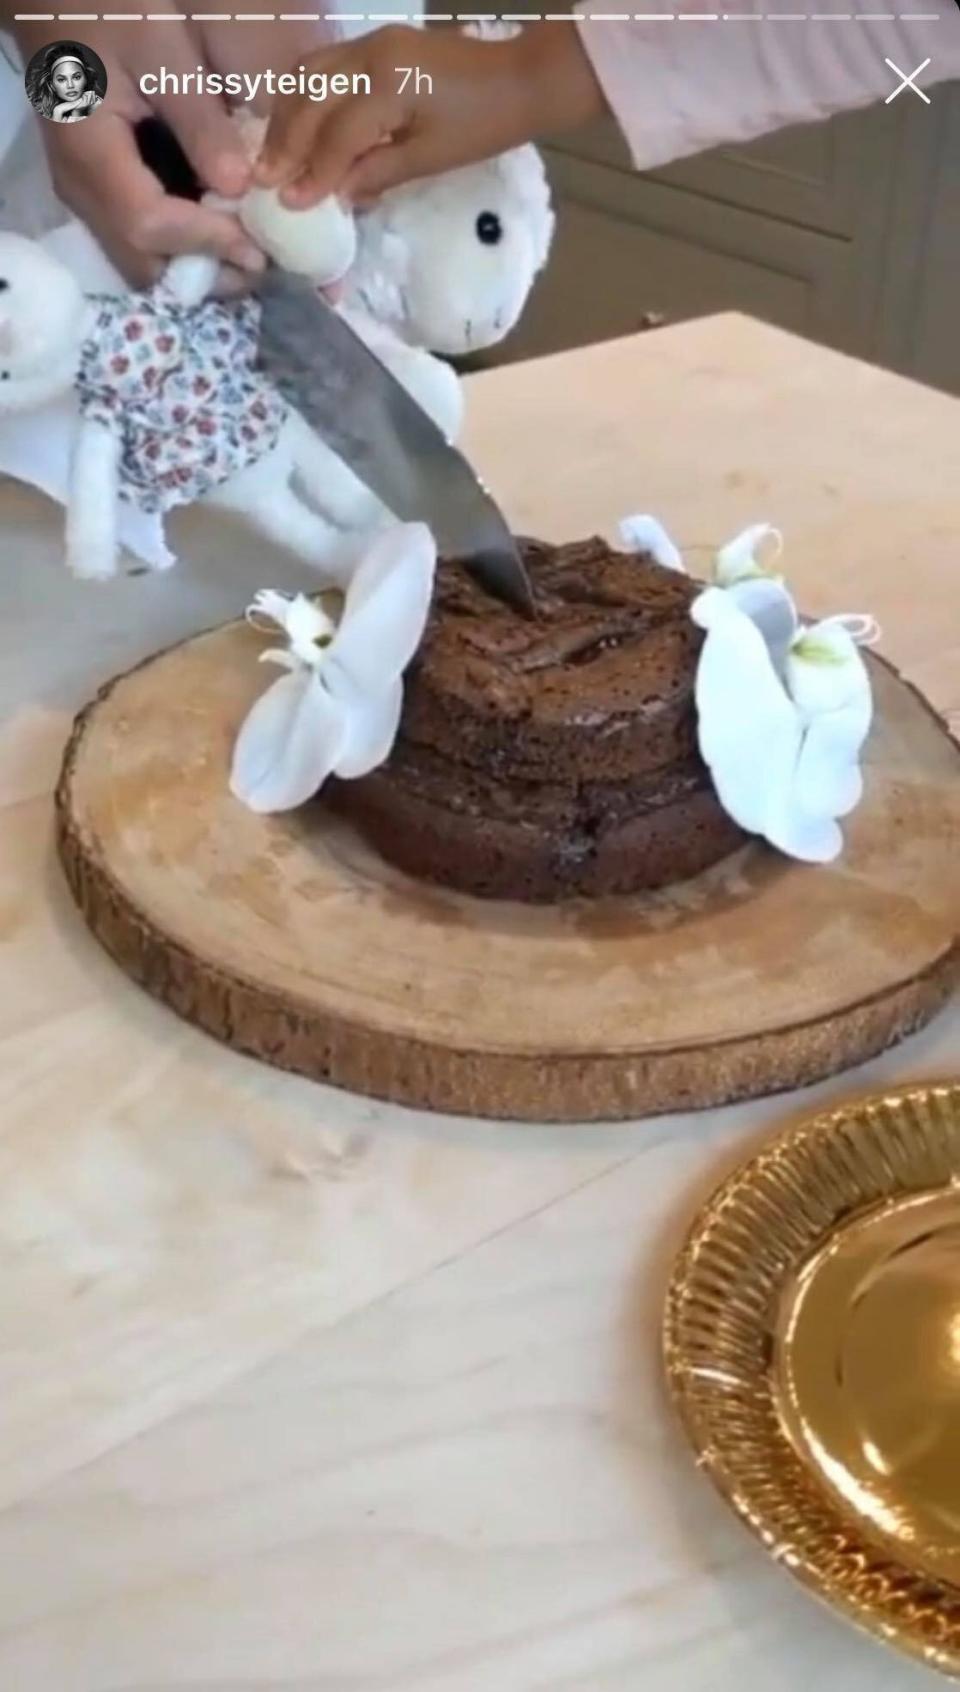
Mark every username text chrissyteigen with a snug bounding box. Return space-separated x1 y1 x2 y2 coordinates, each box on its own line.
138 67 372 102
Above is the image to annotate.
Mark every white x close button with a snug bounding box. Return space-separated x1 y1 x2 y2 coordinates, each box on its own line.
885 57 933 104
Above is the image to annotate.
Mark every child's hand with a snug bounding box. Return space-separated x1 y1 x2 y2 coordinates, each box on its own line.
257 24 604 207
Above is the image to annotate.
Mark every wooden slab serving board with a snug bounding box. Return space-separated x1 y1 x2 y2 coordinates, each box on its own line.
55 618 960 1122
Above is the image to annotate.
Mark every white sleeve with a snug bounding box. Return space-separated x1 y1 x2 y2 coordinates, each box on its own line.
575 1 957 171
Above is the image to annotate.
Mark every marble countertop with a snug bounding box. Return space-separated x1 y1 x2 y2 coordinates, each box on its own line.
0 313 956 1690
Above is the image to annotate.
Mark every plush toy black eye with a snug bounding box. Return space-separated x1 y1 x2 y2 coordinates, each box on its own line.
476 212 503 246
0 280 8 292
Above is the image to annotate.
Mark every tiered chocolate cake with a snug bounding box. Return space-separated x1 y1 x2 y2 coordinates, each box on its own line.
327 536 743 901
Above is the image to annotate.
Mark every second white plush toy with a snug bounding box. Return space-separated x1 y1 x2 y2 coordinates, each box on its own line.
0 232 352 580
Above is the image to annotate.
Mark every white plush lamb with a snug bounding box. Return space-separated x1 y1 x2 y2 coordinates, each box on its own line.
226 109 554 358
0 123 553 578
0 231 350 580
165 109 554 536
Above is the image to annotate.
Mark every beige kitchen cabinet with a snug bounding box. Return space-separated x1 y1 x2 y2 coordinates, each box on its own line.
493 64 960 394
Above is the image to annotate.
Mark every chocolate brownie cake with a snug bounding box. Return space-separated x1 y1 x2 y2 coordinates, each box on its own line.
326 536 743 901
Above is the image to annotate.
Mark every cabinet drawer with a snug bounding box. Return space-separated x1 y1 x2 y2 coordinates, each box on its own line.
501 148 876 365
552 101 907 240
502 194 810 362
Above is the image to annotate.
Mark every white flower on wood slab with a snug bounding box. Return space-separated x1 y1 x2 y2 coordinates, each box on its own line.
692 580 875 863
618 512 877 863
231 522 436 815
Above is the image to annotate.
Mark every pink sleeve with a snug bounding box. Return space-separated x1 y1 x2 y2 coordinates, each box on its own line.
574 1 958 171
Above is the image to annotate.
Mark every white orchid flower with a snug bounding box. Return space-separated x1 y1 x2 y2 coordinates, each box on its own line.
231 522 436 814
248 590 337 673
691 577 875 863
618 513 686 573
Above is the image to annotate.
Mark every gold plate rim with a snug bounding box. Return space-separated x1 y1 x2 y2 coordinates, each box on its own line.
664 1081 960 1679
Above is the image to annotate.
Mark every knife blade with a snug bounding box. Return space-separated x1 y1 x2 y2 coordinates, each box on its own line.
256 267 536 616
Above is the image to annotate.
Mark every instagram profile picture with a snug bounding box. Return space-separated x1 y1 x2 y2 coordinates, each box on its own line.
24 40 107 124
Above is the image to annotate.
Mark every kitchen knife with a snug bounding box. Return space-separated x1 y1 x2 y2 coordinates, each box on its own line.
256 267 536 616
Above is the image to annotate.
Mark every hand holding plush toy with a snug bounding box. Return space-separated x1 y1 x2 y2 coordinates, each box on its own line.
159 109 553 537
170 107 553 359
0 105 554 581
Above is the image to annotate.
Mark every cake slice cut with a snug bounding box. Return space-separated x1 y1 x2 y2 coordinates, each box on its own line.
326 535 744 901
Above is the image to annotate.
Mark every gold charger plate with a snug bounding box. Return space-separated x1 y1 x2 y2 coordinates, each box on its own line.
665 1083 960 1677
